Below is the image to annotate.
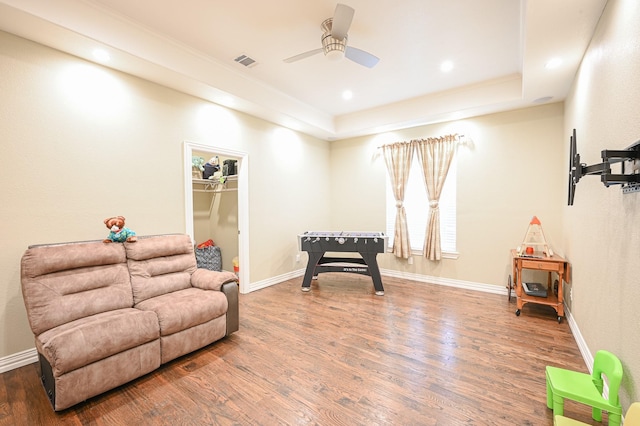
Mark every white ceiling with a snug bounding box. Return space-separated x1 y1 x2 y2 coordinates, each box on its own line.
0 0 607 140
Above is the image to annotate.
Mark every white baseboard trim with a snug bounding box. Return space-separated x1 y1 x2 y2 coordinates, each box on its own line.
0 347 38 373
0 270 589 375
245 268 507 296
246 269 305 293
565 307 592 370
380 268 509 295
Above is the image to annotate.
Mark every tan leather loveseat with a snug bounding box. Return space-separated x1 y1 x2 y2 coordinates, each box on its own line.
20 234 239 411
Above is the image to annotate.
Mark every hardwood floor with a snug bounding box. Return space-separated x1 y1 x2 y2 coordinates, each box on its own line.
1 275 607 425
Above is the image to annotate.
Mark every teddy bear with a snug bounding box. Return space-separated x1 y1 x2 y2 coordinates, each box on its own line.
103 216 137 243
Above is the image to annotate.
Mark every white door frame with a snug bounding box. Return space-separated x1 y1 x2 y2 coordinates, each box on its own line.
183 141 249 294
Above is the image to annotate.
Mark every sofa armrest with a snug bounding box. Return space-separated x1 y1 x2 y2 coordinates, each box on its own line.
222 281 239 335
190 269 237 291
191 269 239 335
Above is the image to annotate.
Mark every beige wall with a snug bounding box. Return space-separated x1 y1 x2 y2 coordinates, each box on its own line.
0 30 330 358
330 103 565 287
563 0 640 408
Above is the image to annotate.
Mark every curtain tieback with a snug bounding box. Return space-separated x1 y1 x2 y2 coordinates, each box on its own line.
396 201 404 208
429 201 439 209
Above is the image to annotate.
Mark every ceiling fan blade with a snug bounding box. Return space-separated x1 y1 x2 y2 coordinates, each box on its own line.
331 3 354 40
283 48 323 63
345 46 379 68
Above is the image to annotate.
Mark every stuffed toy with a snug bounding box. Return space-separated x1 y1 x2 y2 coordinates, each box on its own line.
203 156 220 180
192 156 206 179
103 216 137 243
192 156 206 172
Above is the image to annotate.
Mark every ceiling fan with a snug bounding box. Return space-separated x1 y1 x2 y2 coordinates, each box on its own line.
283 3 379 68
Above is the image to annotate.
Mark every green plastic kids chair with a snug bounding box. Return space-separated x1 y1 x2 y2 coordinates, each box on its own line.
546 350 623 426
554 402 640 426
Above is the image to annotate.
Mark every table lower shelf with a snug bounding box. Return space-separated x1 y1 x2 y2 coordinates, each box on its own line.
516 291 564 322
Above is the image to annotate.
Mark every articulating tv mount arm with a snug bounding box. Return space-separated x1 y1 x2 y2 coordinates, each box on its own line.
568 129 640 205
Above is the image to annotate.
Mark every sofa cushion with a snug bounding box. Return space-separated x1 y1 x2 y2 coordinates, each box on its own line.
159 316 227 364
36 308 159 376
50 340 160 411
23 241 127 276
21 241 133 336
125 235 198 304
124 234 197 262
135 287 228 336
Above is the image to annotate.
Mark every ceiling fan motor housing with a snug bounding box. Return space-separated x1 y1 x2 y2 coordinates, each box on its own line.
321 18 346 61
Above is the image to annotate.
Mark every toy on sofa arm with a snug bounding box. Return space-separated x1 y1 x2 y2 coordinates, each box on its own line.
103 215 137 243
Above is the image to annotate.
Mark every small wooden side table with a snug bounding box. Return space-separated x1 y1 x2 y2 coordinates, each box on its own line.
511 249 570 323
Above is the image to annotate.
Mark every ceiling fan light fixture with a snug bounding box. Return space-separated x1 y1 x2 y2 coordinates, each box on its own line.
322 33 346 61
325 48 345 61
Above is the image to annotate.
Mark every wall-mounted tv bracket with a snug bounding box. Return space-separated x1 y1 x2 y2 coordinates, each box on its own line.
568 128 640 205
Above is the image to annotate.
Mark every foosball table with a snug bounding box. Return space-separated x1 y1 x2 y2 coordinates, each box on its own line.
297 231 387 295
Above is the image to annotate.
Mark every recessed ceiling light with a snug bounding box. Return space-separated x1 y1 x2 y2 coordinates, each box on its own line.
545 57 562 69
440 60 454 73
92 49 110 62
342 90 353 100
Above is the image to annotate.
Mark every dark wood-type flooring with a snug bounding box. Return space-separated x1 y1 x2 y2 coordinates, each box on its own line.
1 274 607 425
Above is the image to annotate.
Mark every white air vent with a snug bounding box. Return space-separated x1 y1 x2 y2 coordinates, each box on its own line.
234 54 257 68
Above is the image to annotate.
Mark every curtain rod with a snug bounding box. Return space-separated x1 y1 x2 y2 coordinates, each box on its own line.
377 134 465 149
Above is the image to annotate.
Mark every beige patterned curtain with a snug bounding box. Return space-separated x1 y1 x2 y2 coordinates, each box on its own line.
413 135 458 260
382 142 413 258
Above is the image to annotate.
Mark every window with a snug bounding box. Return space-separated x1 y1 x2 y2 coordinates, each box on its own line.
385 155 457 255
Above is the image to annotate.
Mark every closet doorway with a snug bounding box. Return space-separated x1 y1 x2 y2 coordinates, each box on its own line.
183 141 249 294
